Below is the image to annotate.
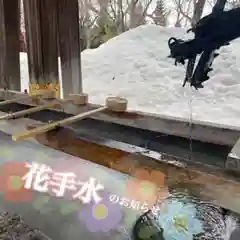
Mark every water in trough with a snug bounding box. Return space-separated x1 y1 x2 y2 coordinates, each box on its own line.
0 130 239 240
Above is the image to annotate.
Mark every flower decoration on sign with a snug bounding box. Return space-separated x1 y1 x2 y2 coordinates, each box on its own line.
0 162 32 202
126 168 169 210
60 201 81 216
32 195 51 214
33 196 81 216
79 191 123 232
156 199 203 240
0 145 17 162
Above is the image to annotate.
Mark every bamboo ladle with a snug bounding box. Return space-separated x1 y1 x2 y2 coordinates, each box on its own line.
12 96 128 141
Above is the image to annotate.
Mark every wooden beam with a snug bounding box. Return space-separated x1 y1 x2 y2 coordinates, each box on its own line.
0 89 53 106
0 0 21 90
0 101 62 121
23 0 60 97
0 90 239 146
12 107 107 141
12 96 128 141
57 0 82 97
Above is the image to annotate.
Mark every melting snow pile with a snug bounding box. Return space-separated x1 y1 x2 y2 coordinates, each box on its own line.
20 25 240 127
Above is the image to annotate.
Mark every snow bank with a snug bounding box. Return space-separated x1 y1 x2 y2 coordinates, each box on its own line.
20 25 240 127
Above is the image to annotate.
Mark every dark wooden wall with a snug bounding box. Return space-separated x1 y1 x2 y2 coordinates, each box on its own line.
0 0 82 97
0 0 21 91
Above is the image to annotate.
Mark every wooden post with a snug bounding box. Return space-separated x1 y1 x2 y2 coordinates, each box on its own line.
23 0 43 88
40 0 59 96
23 0 60 98
58 0 82 98
0 0 21 91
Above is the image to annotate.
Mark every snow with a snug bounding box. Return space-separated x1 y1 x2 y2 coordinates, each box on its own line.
20 24 240 127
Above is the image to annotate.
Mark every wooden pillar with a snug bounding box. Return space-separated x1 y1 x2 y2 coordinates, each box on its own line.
23 0 43 87
0 0 21 91
40 0 59 95
58 0 82 98
23 0 60 98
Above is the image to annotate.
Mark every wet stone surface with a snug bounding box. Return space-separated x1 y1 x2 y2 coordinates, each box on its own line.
0 130 239 239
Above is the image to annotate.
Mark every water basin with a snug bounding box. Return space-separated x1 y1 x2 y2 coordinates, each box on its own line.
0 128 239 239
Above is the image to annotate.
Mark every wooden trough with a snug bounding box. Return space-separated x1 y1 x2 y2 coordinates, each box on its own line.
0 123 239 239
0 88 240 240
0 88 239 174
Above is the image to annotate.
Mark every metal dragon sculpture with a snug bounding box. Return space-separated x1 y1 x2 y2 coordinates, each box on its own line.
168 0 240 89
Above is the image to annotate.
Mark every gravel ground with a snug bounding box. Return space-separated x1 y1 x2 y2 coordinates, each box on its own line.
0 212 51 240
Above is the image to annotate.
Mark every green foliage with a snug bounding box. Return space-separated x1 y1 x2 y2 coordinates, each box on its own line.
89 15 118 49
153 0 167 26
102 22 118 41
